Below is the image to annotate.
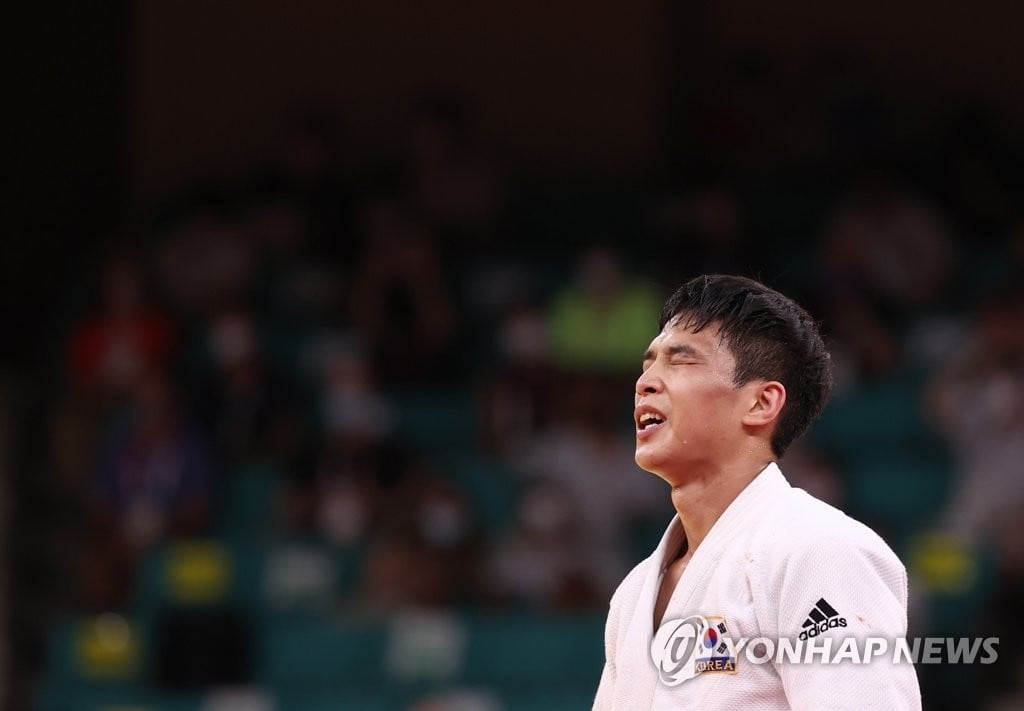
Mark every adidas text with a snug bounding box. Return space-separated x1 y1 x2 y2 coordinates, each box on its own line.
799 616 848 640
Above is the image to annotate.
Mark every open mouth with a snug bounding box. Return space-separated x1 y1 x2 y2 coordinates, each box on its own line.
637 412 666 431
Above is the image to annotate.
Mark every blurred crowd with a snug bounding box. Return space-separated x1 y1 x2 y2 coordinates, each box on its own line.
19 85 1024 710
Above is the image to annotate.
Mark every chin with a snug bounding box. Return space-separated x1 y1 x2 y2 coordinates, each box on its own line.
636 447 689 486
635 450 668 478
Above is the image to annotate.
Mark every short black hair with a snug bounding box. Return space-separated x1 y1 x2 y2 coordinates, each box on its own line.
658 274 833 457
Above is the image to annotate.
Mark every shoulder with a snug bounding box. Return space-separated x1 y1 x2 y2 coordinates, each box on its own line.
763 484 902 568
750 484 909 620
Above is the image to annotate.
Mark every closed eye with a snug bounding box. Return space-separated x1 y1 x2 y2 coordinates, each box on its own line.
667 344 704 365
641 343 705 370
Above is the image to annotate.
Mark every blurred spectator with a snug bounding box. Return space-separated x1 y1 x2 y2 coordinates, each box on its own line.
192 305 302 469
68 256 175 399
354 536 432 615
478 299 553 455
250 108 355 263
824 296 905 391
822 175 956 314
302 341 403 539
350 199 458 385
315 472 375 548
352 474 481 613
317 339 396 444
244 195 312 261
647 184 745 281
82 372 211 609
927 291 1024 540
513 374 668 595
546 246 661 373
485 481 603 611
154 198 259 314
409 476 483 605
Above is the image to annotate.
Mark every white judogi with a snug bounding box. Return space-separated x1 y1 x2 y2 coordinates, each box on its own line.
594 462 921 710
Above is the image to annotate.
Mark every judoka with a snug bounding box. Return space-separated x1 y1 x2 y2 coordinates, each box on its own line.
594 274 921 710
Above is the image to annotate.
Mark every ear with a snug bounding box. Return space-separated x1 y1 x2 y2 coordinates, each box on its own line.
741 381 786 428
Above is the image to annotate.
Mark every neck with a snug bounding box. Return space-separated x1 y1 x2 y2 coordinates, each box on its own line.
668 456 774 555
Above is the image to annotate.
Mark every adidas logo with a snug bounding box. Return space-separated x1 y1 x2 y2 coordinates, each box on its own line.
798 598 847 640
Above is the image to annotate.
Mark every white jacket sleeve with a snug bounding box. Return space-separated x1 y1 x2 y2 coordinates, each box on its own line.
768 532 922 710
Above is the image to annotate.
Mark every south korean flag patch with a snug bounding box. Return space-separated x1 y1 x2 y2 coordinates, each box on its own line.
694 617 738 674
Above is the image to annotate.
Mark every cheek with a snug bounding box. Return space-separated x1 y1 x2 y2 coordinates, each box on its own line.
669 409 713 443
671 382 736 436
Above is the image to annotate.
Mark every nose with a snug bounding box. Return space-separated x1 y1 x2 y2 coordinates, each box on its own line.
635 365 662 397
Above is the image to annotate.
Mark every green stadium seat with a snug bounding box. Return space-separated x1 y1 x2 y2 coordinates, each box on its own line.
257 611 605 697
261 538 363 610
218 463 283 542
391 388 477 462
133 534 365 624
810 370 935 456
133 540 241 620
43 614 148 686
460 613 605 687
34 684 201 711
36 681 276 711
808 369 953 543
843 449 953 541
272 688 412 711
257 613 388 687
36 614 152 711
448 455 520 536
502 686 598 711
907 531 998 635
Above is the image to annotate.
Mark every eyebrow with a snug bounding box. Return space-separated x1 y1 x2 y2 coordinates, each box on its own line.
642 343 703 362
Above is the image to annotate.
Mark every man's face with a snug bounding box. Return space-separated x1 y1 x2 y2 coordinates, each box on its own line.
634 320 752 480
